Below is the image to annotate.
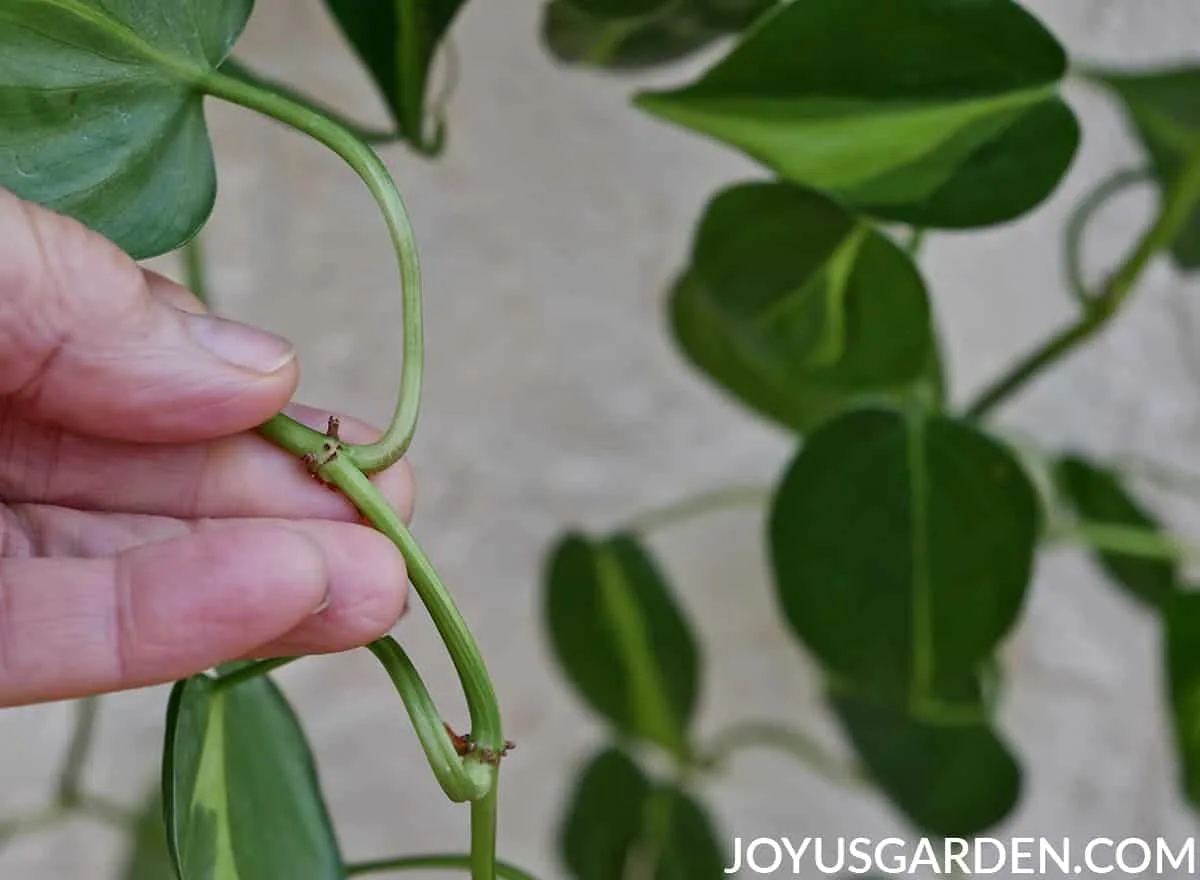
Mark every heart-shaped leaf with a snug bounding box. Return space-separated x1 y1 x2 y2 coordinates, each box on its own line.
1165 592 1200 807
1056 455 1179 608
1089 67 1200 270
323 0 467 153
0 0 254 259
542 0 771 72
671 181 940 434
635 0 1079 227
832 689 1021 838
769 407 1039 706
163 674 343 880
545 532 700 758
560 747 651 880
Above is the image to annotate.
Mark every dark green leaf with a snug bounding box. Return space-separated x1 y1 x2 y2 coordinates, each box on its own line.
1056 455 1178 608
120 787 174 880
323 0 466 152
543 1 723 72
163 674 343 880
561 748 651 880
769 408 1039 705
0 0 253 258
1164 591 1200 806
832 689 1021 838
1090 67 1200 269
545 532 700 757
671 181 939 434
651 787 725 880
635 0 1079 227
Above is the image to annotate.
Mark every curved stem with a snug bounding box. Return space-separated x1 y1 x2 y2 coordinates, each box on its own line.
1063 167 1152 307
368 637 490 802
198 68 423 472
701 720 865 788
345 853 536 879
622 485 771 536
966 150 1200 421
323 455 502 753
218 57 400 145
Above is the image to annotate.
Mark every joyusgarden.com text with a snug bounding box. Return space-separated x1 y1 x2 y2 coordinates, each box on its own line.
723 836 1198 876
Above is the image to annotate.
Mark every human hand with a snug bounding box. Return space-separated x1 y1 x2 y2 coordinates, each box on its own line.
0 189 412 707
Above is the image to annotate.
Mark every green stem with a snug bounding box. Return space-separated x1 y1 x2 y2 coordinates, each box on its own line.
368 637 491 802
56 697 100 808
218 57 400 145
180 234 211 307
471 788 500 880
321 455 503 754
1053 521 1200 563
966 150 1200 421
198 68 424 471
701 720 865 788
212 656 299 692
623 485 771 535
345 853 536 879
1063 167 1152 307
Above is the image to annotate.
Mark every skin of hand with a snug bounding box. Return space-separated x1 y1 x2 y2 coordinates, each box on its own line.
0 188 414 707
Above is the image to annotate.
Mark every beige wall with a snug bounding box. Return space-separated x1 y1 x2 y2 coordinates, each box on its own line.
3 1 1200 876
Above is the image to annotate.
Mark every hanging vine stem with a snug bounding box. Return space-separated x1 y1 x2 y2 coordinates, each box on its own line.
966 149 1200 421
197 67 422 471
1063 166 1153 308
193 68 506 880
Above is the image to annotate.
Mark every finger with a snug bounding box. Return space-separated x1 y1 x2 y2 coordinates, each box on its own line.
146 269 208 315
0 190 297 442
0 522 407 706
0 403 415 523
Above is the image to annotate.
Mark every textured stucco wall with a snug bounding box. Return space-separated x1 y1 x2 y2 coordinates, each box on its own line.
3 1 1200 877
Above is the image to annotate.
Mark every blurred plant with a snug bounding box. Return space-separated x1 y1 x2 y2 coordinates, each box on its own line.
538 0 1200 876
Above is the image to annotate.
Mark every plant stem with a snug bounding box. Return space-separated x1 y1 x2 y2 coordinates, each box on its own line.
345 853 536 879
701 720 866 788
471 788 500 880
1053 521 1200 564
198 68 424 471
56 698 100 808
1063 167 1152 307
180 234 211 307
368 637 491 802
623 485 771 535
218 58 400 145
212 656 299 692
966 150 1200 421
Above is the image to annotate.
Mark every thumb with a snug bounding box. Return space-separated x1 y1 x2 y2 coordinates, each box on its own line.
0 190 298 443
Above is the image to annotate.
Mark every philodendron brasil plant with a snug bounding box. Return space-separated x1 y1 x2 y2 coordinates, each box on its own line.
0 1 531 879
3 1 1200 879
534 0 1200 875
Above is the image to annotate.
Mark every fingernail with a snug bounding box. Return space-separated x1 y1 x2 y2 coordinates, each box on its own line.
184 312 295 374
